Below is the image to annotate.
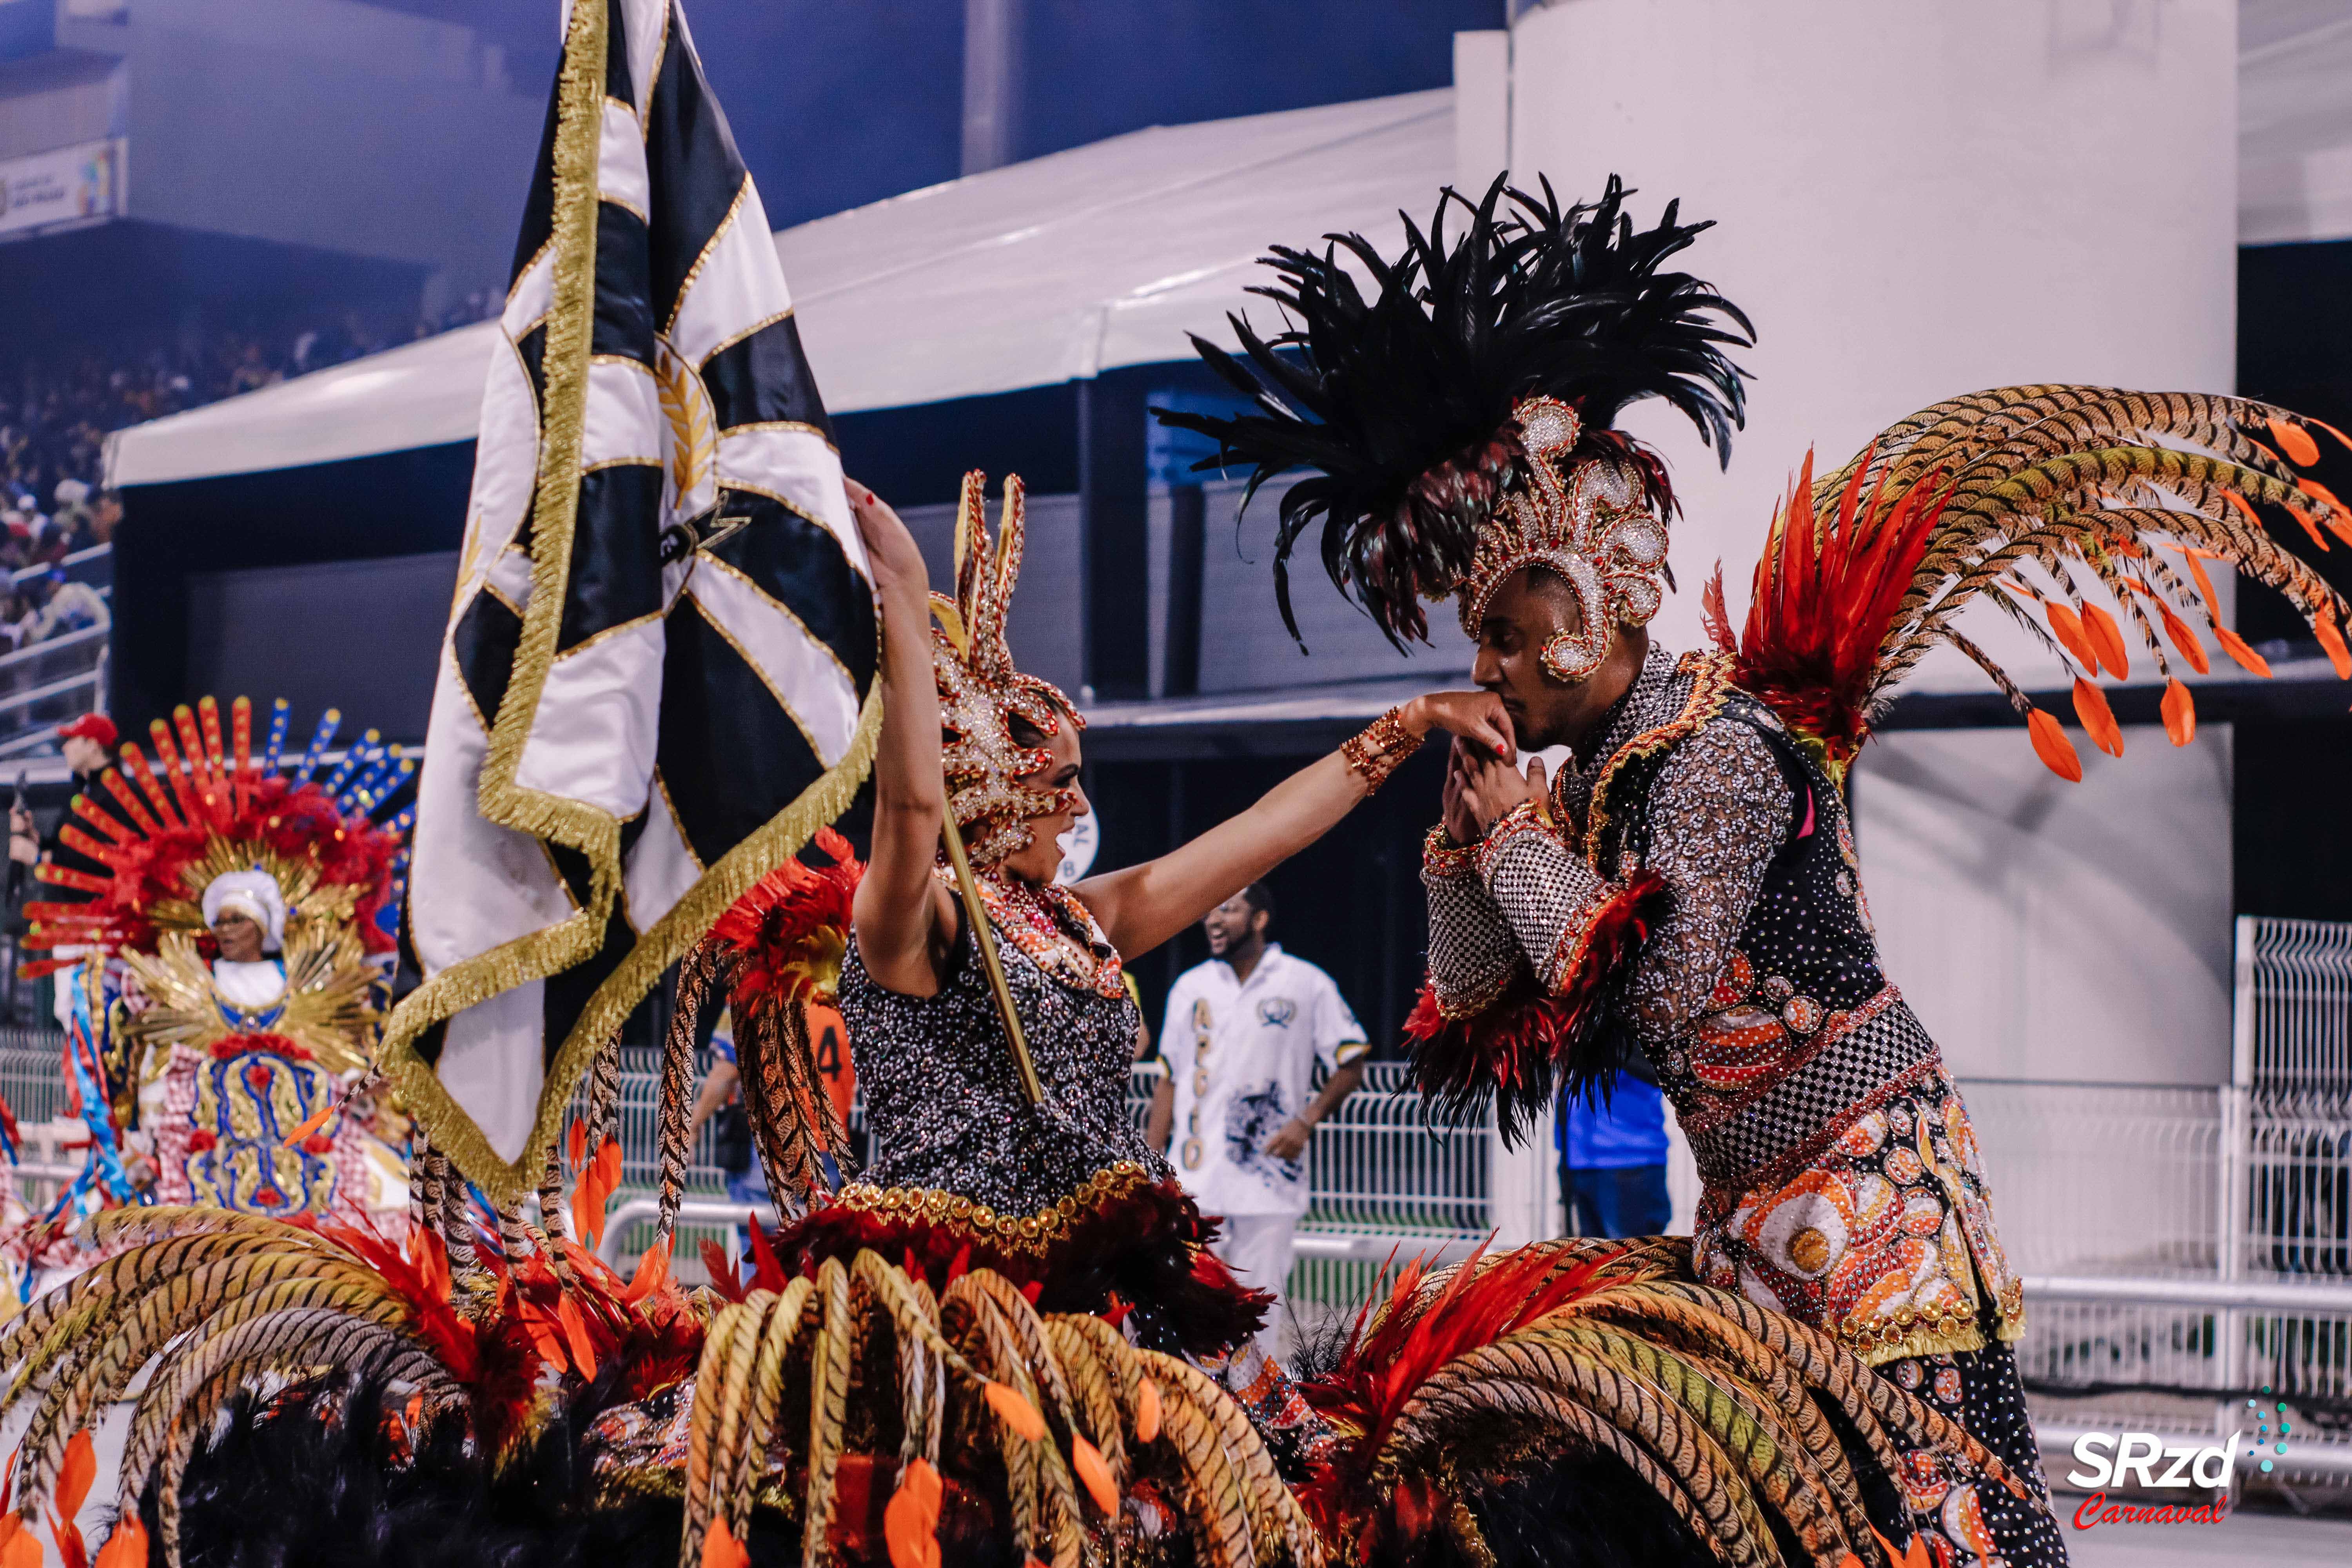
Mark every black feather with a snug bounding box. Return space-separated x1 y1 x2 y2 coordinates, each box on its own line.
162 1375 796 1568
1152 175 1751 650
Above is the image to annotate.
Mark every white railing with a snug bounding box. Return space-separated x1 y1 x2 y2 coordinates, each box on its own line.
0 544 113 753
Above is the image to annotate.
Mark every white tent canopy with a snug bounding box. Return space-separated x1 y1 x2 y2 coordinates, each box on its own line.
106 89 1451 488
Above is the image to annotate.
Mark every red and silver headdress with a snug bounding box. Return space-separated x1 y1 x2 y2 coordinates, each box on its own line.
1156 176 1749 679
933 470 1083 868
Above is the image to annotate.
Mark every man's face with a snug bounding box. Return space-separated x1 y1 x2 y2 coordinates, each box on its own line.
61 735 107 775
1202 894 1263 957
1471 567 1589 752
212 909 266 964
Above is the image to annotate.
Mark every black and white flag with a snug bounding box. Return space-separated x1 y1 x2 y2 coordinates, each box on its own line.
383 0 878 1200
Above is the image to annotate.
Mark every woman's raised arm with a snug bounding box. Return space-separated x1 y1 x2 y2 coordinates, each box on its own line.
1074 691 1513 960
847 483 956 995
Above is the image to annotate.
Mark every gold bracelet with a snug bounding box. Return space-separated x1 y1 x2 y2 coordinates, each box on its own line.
1340 705 1423 792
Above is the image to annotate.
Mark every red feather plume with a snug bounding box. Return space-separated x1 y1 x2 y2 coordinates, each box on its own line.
706 826 864 1017
1726 447 1949 769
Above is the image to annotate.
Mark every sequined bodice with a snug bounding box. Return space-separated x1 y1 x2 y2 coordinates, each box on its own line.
838 914 1171 1217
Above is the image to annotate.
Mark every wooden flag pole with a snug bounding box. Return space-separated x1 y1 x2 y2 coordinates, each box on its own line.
938 810 1044 1106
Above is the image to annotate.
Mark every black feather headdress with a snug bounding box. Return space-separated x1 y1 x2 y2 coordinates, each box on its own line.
1153 175 1753 649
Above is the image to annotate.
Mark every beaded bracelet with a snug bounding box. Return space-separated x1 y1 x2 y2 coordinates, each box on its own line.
1339 704 1423 791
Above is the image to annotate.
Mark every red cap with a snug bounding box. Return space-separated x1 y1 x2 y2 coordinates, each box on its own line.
57 713 118 749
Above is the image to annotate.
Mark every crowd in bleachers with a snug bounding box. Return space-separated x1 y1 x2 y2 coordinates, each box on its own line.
0 291 499 670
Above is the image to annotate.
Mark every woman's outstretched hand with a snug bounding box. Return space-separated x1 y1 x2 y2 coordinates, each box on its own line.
1406 690 1516 765
846 479 929 602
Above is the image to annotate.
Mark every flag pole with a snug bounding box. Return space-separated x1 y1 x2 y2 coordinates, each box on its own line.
938 810 1044 1106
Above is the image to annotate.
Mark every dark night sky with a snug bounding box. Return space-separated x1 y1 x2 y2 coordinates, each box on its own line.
378 1 1503 229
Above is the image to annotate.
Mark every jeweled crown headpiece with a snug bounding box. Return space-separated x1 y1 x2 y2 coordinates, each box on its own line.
932 470 1083 868
1154 175 1750 679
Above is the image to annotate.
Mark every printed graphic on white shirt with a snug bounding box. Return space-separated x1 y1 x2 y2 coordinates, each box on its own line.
1159 944 1366 1218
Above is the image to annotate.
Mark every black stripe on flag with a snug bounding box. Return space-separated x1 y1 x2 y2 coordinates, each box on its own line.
656 594 828 866
642 16 752 329
706 490 877 684
507 92 559 289
592 203 657 366
702 317 835 442
452 586 525 727
559 463 666 652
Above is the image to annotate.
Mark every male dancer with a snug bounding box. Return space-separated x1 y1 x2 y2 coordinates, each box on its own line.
1157 173 2350 1565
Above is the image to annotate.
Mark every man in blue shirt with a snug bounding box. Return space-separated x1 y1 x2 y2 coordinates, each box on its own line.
1557 1074 1671 1238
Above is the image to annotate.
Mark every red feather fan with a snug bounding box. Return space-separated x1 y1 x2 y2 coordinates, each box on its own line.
1713 447 1949 769
1297 1240 1623 1557
706 826 864 1019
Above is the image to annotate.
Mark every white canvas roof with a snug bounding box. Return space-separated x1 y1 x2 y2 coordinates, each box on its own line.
106 88 1451 488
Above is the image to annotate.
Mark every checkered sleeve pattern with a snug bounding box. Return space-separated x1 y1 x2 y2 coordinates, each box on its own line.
1420 825 1525 1021
1474 813 1614 995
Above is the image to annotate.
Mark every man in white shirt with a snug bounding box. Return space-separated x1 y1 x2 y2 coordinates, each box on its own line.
1145 883 1368 1355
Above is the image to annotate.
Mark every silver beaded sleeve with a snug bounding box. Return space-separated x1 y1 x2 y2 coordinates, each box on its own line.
1420 826 1524 1018
1621 721 1793 1045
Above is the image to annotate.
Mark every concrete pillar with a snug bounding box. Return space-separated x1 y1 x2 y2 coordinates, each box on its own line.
1504 0 2241 1088
1507 0 2236 658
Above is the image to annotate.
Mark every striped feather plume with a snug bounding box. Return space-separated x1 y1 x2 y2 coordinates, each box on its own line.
653 829 865 1238
1298 1236 2025 1568
675 1250 1314 1568
1708 387 2352 780
0 1207 697 1568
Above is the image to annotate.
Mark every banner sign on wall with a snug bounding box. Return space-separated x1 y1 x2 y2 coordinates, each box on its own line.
0 138 123 241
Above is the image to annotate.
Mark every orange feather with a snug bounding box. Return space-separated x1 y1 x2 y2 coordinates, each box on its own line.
1133 1377 1161 1444
280 1100 335 1149
2071 679 2123 758
624 1236 672 1304
0 1521 36 1568
701 1517 749 1568
2125 584 2209 674
93 1518 147 1568
2080 603 2130 679
983 1382 1047 1442
2027 709 2082 782
568 1116 586 1172
884 1457 944 1568
2269 417 2321 467
2214 625 2272 677
2319 609 2352 679
2161 679 2197 747
2042 601 2098 672
1071 1436 1119 1514
56 1433 94 1523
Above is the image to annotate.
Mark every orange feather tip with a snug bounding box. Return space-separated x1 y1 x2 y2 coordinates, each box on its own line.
2270 417 2322 468
567 1116 586 1170
56 1432 94 1522
2214 624 2272 677
280 1101 335 1148
2070 679 2123 758
2161 679 2197 747
1133 1377 1162 1444
624 1237 672 1304
2318 610 2352 680
982 1381 1047 1442
2148 597 2209 675
701 1516 749 1568
94 1518 148 1568
884 1457 944 1568
1071 1435 1119 1514
2026 709 2083 783
2079 602 2131 679
2042 602 2097 673
0 1523 36 1568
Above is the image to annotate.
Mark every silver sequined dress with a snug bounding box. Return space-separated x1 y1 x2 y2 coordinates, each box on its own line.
838 914 1172 1219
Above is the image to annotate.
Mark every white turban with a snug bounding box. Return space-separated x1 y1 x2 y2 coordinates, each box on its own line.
202 870 286 954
